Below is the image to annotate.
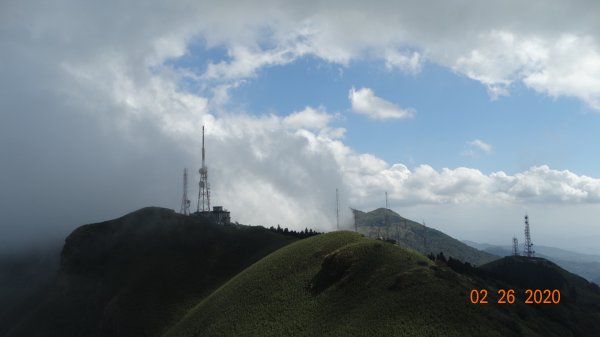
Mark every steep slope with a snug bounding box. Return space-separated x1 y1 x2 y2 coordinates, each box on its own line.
164 231 599 337
353 208 497 265
5 207 296 337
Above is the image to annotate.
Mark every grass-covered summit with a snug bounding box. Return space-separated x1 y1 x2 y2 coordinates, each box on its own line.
165 231 600 337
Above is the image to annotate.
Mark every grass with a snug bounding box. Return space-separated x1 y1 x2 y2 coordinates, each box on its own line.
163 231 552 337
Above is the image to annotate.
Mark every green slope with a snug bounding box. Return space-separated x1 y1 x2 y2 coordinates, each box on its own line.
353 208 497 266
5 207 297 337
165 231 592 337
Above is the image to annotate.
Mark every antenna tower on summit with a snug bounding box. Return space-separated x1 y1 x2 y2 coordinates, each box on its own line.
523 215 535 258
512 236 519 256
180 168 190 215
197 125 211 212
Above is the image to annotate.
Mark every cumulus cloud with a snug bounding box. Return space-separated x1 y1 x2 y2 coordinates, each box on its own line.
348 87 414 120
343 163 600 207
3 0 600 251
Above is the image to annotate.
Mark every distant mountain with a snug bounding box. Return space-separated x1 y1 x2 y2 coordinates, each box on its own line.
166 231 600 337
353 208 497 266
463 240 600 284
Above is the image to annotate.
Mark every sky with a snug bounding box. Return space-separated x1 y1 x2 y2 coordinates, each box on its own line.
2 0 600 254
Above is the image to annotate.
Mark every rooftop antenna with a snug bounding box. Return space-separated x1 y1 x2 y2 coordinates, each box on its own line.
197 125 211 212
180 168 190 215
523 215 535 258
336 188 340 230
512 236 519 256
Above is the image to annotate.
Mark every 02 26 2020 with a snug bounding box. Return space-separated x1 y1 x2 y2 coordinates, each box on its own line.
469 289 561 304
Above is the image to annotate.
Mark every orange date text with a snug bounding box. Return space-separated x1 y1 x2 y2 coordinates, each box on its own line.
469 289 560 304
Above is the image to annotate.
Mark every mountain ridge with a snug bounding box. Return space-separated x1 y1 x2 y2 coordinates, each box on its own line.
2 207 600 336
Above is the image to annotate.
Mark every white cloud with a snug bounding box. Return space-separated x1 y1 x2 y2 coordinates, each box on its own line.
465 139 493 156
449 30 600 106
348 87 414 120
202 44 305 81
384 49 422 74
181 2 600 110
282 106 333 130
522 34 600 110
342 162 600 207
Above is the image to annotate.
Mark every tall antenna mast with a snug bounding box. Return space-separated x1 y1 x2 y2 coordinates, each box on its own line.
512 236 519 256
180 168 190 215
336 188 339 230
197 125 211 212
523 215 534 257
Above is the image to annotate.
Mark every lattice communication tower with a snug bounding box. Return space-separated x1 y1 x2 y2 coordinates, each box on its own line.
512 236 519 256
523 215 535 257
197 125 211 212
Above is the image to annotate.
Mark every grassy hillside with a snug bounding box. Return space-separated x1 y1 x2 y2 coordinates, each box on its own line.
164 231 598 337
353 208 497 266
5 207 297 337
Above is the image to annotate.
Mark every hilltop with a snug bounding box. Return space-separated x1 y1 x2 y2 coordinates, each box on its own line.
3 207 297 337
353 208 497 265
